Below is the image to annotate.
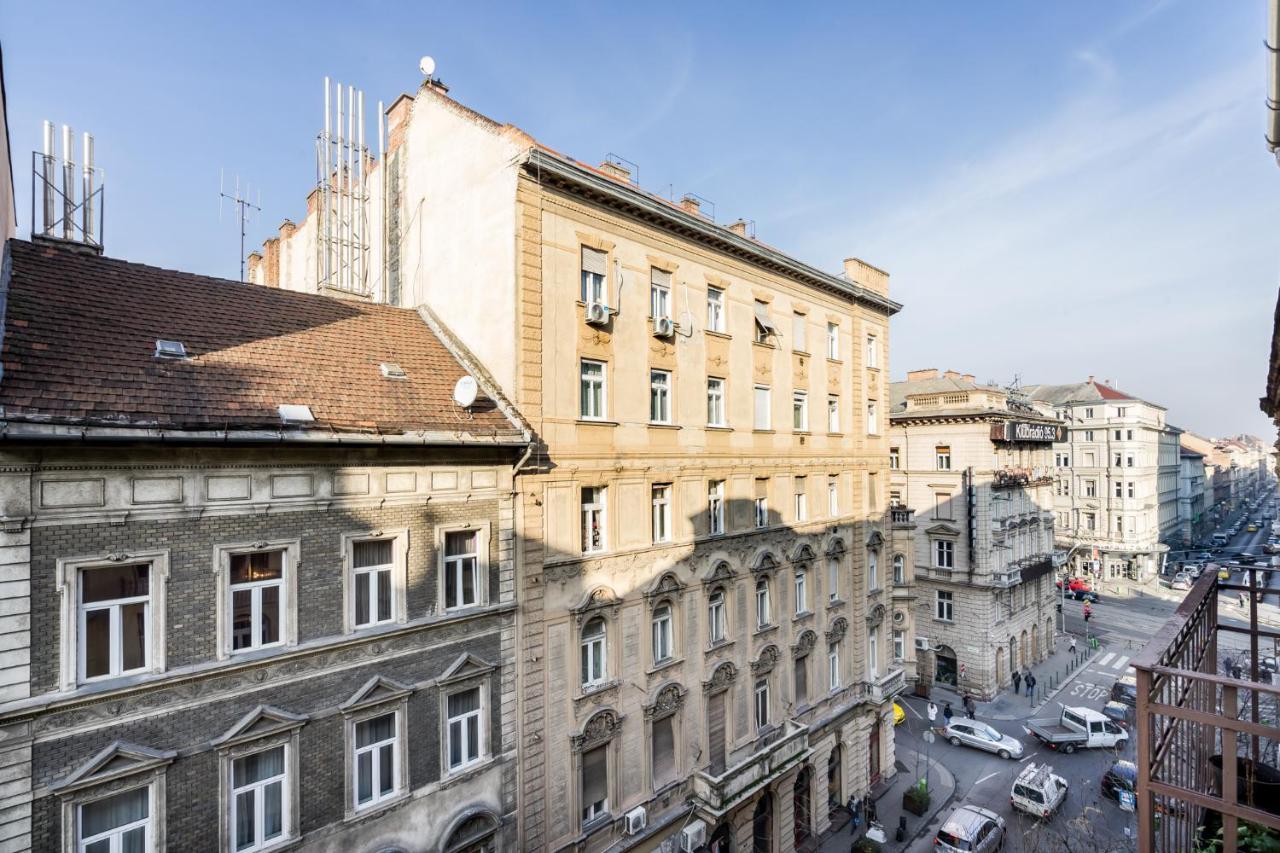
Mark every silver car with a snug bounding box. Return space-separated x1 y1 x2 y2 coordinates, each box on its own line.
944 717 1024 759
935 804 1007 853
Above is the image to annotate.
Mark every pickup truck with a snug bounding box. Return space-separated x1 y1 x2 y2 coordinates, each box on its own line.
1025 706 1129 753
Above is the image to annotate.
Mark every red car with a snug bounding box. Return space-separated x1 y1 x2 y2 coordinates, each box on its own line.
1055 577 1093 593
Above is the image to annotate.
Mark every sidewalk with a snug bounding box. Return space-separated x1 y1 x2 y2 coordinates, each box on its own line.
913 635 1100 721
817 746 955 852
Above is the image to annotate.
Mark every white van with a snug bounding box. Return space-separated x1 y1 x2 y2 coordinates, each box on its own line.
1011 763 1069 818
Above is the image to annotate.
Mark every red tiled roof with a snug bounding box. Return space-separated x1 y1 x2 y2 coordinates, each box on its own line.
1091 380 1134 401
0 239 525 440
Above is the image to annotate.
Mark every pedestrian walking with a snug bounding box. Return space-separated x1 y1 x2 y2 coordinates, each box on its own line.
1025 671 1036 698
943 702 953 725
1069 635 1077 654
1012 670 1022 694
963 693 976 718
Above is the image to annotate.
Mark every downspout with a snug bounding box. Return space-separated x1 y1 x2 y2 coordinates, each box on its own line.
1269 0 1280 156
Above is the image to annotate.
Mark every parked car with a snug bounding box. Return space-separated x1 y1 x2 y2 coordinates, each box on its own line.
1071 588 1101 603
1171 573 1192 590
1197 551 1214 561
1186 564 1203 579
1218 567 1232 580
1248 524 1259 533
1101 760 1137 803
1055 577 1092 593
1010 763 1068 819
935 805 1007 853
893 700 905 726
945 718 1025 759
1026 706 1129 753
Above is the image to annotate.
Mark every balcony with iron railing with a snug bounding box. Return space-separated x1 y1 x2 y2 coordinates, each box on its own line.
690 718 812 819
1133 566 1280 852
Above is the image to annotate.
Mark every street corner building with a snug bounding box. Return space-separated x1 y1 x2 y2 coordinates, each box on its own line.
887 371 1060 701
0 238 532 852
249 77 910 851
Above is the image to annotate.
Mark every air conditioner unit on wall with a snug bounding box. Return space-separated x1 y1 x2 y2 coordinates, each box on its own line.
653 316 674 337
624 805 647 835
585 301 609 325
915 636 931 651
681 819 707 852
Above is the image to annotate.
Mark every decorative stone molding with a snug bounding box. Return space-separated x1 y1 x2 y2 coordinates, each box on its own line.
702 560 736 587
644 571 686 601
571 586 622 627
643 683 686 720
866 604 887 630
865 530 884 549
702 661 738 695
750 549 780 574
825 536 846 557
791 630 817 658
751 644 780 674
791 543 816 565
571 708 623 752
826 617 849 643
50 740 176 795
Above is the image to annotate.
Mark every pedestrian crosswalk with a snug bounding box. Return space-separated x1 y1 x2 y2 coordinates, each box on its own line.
1093 652 1130 672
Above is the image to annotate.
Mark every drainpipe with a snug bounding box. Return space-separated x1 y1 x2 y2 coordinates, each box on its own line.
1269 0 1280 156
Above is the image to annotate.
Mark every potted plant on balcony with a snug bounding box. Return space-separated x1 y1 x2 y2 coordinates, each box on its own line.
902 778 930 816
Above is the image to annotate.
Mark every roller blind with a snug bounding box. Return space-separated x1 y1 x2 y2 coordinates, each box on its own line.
582 247 607 276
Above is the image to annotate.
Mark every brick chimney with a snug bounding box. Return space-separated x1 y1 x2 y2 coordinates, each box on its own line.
680 194 704 217
728 219 750 237
246 251 263 284
262 237 281 288
843 257 890 297
598 160 632 184
962 374 975 383
943 370 961 379
907 368 939 381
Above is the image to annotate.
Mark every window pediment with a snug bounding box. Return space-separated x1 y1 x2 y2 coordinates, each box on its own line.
51 740 176 794
341 674 416 712
824 537 846 557
925 522 962 538
438 653 496 687
865 530 885 549
644 571 686 601
212 705 308 749
702 661 738 694
703 560 737 586
750 550 780 574
751 644 780 674
643 682 687 719
826 616 849 643
791 630 817 658
572 586 622 625
572 708 623 752
790 543 816 564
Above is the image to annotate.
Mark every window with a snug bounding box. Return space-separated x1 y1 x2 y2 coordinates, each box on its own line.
936 446 951 470
1084 479 1097 498
827 322 839 359
828 476 839 517
708 589 727 643
78 786 150 853
936 590 954 621
1114 453 1123 467
581 247 607 304
581 744 609 826
933 539 954 569
793 391 808 431
934 493 951 519
1114 480 1123 498
707 377 726 426
580 618 608 688
893 554 905 585
579 359 606 420
754 679 770 730
231 746 289 852
650 268 671 319
827 395 840 433
1085 407 1094 418
581 487 606 554
651 485 672 544
1126 455 1135 468
443 530 480 611
868 550 879 591
827 555 840 602
794 569 808 614
1114 430 1122 441
1084 512 1096 531
78 563 150 682
1127 481 1136 498
1085 430 1094 441
1115 516 1124 534
353 713 400 809
753 300 776 343
795 654 808 705
230 551 285 654
753 385 771 430
651 714 676 790
651 604 674 664
792 313 807 352
867 402 878 435
1127 429 1134 440
867 473 878 511
889 447 899 469
867 629 879 679
828 643 841 690
446 688 483 771
794 476 807 521
708 480 725 535
647 369 672 424
866 334 879 369
893 629 905 661
755 578 771 628
1116 407 1127 417
706 287 725 333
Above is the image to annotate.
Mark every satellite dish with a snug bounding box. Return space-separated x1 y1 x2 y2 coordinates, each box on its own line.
453 375 478 408
419 56 436 78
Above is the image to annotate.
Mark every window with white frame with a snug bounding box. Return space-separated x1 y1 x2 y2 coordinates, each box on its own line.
78 563 151 683
651 484 671 544
1116 406 1127 417
446 687 484 772
755 577 771 628
1126 454 1135 467
893 554 905 585
651 603 674 665
827 322 839 359
936 590 954 621
754 678 770 730
231 746 290 852
1115 429 1122 441
1085 429 1094 441
1114 481 1123 498
229 550 285 654
936 445 951 470
893 629 905 661
443 530 480 611
794 569 808 614
754 479 768 528
867 629 879 679
754 385 771 429
829 642 841 689
793 391 808 431
708 588 727 644
792 313 807 352
77 786 152 853
1114 452 1123 467
827 395 840 433
644 372 670 428
1127 481 1136 498
1084 407 1094 418
933 539 954 569
868 550 879 590
1115 516 1124 534
828 476 839 517
889 447 899 469
1084 479 1097 498
650 268 671 320
581 487 606 554
579 359 606 421
708 480 725 535
707 377 726 426
353 713 400 809
349 538 396 629
581 744 609 826
866 333 879 369
580 617 608 688
827 555 840 602
706 287 725 333
1127 429 1133 440
580 247 607 305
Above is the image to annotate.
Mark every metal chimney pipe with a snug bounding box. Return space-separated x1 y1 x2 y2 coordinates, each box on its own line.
346 83 354 290
61 124 75 240
323 76 331 284
42 121 56 235
357 88 365 289
82 133 95 244
378 100 386 304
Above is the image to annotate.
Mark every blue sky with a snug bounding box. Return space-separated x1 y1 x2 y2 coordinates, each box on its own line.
4 1 1276 437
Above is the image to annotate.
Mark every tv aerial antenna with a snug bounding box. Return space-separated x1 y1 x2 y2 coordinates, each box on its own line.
219 169 262 281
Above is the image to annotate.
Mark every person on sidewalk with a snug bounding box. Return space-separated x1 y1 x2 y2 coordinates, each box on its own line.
1026 672 1037 699
963 694 976 718
943 702 953 725
1012 670 1022 694
847 795 860 836
1069 635 1077 654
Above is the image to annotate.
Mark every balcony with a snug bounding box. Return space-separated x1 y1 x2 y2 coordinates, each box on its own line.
1133 567 1280 852
867 667 906 704
690 719 812 819
989 569 1021 589
890 508 915 529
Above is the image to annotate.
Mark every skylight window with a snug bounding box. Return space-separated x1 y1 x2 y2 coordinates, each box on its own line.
380 362 407 379
278 404 315 424
154 339 187 359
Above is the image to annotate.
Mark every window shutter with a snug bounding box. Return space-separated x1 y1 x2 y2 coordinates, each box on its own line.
651 267 672 288
582 744 608 804
582 247 607 276
753 301 777 333
755 478 769 499
652 716 675 785
794 657 808 704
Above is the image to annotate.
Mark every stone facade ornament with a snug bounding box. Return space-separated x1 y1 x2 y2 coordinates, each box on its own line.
702 661 738 694
866 604 887 629
572 586 622 627
571 708 623 752
751 550 780 574
644 571 685 601
865 530 884 549
643 683 686 719
826 616 849 643
791 630 817 658
751 644 780 674
702 560 736 587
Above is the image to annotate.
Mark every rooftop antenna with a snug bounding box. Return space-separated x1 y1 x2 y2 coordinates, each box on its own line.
219 170 261 281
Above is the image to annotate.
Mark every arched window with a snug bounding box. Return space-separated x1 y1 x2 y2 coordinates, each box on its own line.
755 577 771 628
581 617 607 688
893 554 905 585
444 813 499 853
651 603 674 664
794 569 808 615
708 589 727 644
868 550 879 591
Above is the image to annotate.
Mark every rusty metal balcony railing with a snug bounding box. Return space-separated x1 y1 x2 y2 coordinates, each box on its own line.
1133 566 1280 852
690 718 811 819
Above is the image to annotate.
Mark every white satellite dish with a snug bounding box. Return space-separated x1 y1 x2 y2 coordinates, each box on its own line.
452 375 478 408
419 56 436 78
